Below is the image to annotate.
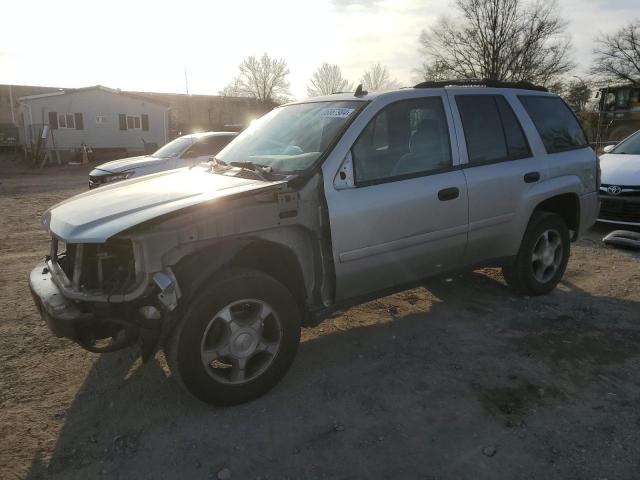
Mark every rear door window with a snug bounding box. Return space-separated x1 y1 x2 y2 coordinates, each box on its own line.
495 96 531 160
518 96 587 153
456 95 513 165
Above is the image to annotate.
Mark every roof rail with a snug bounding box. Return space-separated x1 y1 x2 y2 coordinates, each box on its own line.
414 78 548 92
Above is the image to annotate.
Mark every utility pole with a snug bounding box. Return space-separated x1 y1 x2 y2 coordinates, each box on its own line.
8 84 15 124
184 67 192 131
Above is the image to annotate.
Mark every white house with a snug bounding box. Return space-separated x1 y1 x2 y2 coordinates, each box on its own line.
19 85 170 160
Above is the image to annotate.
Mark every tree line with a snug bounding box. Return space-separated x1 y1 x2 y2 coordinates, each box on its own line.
219 55 401 104
220 0 640 113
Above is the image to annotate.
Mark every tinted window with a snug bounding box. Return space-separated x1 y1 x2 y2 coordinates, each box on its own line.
519 96 587 153
495 96 531 160
352 97 451 184
456 95 508 164
185 136 234 156
200 136 234 155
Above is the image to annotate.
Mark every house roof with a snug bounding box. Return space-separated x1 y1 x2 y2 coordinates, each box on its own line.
18 85 171 106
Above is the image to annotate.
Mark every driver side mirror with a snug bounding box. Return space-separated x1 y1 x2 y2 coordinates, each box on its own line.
334 151 355 189
602 144 615 153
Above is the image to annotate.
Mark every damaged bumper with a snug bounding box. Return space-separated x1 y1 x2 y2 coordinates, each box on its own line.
29 262 168 357
29 262 90 339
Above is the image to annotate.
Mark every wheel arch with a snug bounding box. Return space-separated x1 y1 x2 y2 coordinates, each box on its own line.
516 176 583 250
170 233 315 324
227 239 309 320
533 192 580 237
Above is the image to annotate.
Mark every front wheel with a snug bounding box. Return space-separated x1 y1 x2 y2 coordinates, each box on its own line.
166 268 301 405
502 212 570 296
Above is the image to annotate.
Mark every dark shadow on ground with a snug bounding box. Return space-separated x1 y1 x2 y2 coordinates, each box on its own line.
27 271 640 480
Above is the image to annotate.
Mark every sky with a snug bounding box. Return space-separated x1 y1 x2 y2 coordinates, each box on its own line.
0 0 637 99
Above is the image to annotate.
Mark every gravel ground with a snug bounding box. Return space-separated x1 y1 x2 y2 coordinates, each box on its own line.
1 164 639 480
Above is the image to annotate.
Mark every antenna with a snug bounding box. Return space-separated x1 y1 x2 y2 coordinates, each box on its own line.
354 84 368 97
184 67 190 96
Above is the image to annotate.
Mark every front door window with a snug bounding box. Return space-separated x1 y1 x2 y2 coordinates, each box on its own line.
352 97 452 185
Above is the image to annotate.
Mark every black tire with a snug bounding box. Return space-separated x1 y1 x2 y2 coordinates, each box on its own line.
166 267 301 406
502 212 570 296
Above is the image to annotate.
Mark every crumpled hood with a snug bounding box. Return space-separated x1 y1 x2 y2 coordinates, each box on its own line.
43 168 286 243
600 153 640 186
91 155 168 175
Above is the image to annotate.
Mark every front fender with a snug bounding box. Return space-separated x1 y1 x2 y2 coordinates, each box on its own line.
170 238 252 304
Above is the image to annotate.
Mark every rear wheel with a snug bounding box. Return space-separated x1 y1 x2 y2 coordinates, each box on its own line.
502 212 570 296
167 268 301 405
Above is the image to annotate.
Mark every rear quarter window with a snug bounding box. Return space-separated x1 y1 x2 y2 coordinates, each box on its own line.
518 96 587 154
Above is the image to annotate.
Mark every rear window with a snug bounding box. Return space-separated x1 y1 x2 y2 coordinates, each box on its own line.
456 95 531 165
518 96 587 154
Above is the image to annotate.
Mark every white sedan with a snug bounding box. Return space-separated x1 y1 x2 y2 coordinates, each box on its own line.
88 132 237 188
598 130 640 226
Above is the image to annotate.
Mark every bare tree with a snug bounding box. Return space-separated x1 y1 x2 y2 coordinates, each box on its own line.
359 63 401 91
307 63 353 96
547 78 592 113
219 76 248 97
222 53 291 103
418 0 574 86
591 20 640 85
563 79 592 113
415 60 456 82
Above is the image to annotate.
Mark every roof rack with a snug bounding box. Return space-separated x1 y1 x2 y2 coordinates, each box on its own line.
414 78 548 92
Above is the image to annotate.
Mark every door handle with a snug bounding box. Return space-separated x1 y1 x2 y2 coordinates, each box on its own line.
438 187 459 201
524 171 540 183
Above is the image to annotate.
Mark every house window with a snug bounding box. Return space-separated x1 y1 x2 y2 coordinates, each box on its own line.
58 113 75 129
126 115 141 129
118 113 149 131
96 114 106 124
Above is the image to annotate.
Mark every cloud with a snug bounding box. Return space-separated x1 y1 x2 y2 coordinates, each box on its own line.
329 0 385 9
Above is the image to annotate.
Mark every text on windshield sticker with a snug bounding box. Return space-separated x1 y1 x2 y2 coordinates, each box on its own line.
320 108 355 118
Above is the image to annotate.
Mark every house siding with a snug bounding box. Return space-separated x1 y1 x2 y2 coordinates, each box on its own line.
20 89 167 152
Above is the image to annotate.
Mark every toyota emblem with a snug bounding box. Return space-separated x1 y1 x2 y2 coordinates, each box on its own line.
607 185 622 195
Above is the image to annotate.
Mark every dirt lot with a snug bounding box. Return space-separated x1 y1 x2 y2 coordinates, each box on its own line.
1 164 639 480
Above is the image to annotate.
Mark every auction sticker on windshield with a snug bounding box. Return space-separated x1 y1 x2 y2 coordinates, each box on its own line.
320 108 355 118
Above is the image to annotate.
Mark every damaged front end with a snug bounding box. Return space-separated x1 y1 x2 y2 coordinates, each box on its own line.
28 164 327 363
29 235 180 360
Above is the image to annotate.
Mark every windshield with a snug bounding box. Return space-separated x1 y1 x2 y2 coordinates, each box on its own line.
611 130 640 155
152 137 193 158
216 100 364 172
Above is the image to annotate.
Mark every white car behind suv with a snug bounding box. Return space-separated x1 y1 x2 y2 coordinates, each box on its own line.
598 129 640 226
88 131 237 188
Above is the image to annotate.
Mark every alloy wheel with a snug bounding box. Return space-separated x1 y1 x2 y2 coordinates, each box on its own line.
200 299 282 385
531 229 563 284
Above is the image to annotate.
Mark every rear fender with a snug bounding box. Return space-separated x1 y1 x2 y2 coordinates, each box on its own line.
512 175 582 251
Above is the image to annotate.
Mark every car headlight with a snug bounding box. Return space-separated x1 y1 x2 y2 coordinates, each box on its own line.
103 172 135 183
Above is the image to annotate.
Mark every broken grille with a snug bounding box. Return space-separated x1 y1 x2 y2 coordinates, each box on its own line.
51 237 136 294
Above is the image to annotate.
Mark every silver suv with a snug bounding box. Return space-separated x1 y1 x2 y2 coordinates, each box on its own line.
29 80 599 405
